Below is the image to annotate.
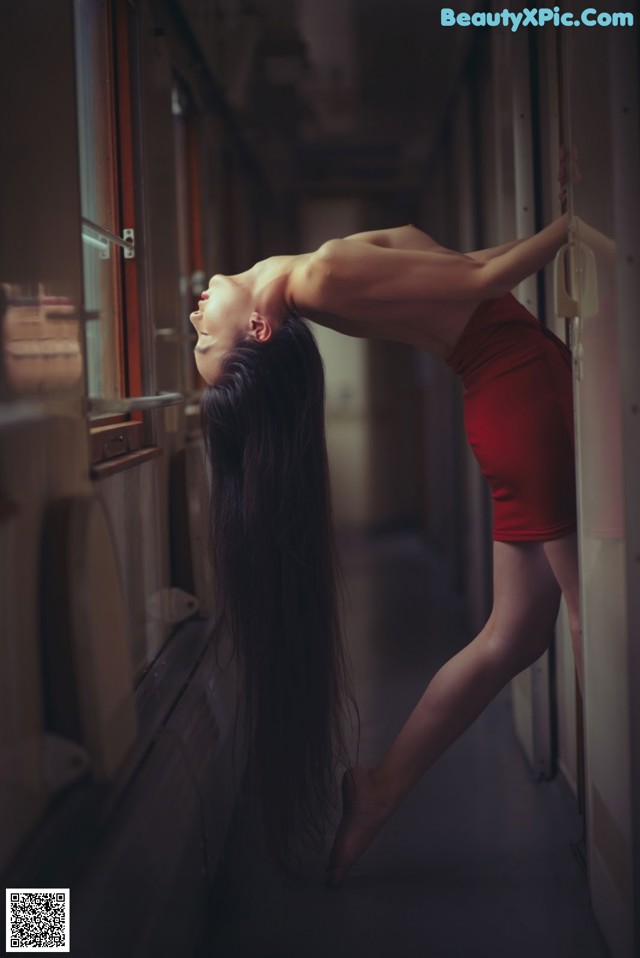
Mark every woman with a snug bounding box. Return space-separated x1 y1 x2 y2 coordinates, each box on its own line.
194 214 581 885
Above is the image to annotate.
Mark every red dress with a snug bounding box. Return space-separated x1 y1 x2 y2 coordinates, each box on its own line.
445 293 577 542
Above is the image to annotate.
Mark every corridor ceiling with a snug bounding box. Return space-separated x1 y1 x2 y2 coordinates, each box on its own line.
262 0 481 186
184 0 483 190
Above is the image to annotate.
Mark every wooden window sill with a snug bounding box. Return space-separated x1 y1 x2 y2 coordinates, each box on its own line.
89 413 129 428
90 446 162 480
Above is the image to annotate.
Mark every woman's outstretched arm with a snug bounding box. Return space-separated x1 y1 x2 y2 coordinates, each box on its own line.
481 214 569 288
465 238 524 262
343 222 565 265
289 214 568 319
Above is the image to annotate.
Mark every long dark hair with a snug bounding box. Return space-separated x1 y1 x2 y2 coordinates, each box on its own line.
200 312 356 866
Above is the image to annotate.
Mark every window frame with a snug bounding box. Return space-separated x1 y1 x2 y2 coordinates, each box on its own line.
78 0 148 466
113 0 142 402
172 73 207 399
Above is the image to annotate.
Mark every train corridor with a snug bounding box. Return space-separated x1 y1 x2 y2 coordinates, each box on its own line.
199 530 609 958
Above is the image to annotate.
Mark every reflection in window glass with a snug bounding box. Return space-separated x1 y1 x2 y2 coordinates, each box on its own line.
1 284 83 395
74 0 121 399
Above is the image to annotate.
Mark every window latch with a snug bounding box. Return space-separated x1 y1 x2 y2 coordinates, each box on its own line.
81 219 135 260
122 228 135 259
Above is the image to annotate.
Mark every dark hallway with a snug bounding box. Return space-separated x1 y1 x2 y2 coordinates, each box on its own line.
200 531 609 958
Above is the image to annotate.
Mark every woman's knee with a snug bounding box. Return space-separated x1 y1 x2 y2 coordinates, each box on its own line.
484 621 553 674
487 539 563 674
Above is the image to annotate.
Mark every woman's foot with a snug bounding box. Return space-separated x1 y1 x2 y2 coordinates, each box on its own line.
325 767 394 887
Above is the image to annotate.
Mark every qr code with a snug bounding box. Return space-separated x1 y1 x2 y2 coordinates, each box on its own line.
6 889 70 952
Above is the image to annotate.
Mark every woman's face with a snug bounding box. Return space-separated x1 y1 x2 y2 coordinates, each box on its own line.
190 273 254 384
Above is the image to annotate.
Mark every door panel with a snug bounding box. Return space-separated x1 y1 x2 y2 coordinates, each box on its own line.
497 29 555 779
561 25 639 958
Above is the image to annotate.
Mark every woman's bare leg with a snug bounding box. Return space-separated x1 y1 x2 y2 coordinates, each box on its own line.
543 531 583 697
326 540 562 887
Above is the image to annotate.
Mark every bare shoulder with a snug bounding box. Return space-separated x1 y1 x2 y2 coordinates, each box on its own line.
284 240 367 315
342 224 452 253
284 250 325 310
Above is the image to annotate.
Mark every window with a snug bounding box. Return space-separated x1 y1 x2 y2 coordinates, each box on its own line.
172 78 206 395
74 0 141 406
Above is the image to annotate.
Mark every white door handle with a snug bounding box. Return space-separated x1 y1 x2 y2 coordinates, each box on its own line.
554 242 579 318
554 239 599 319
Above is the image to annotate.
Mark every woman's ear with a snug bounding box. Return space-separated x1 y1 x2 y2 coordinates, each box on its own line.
248 311 274 342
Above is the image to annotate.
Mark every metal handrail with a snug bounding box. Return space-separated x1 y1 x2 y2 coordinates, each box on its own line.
0 392 186 428
87 392 184 414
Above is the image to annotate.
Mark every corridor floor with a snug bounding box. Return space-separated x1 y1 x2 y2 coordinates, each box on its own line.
201 530 610 958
